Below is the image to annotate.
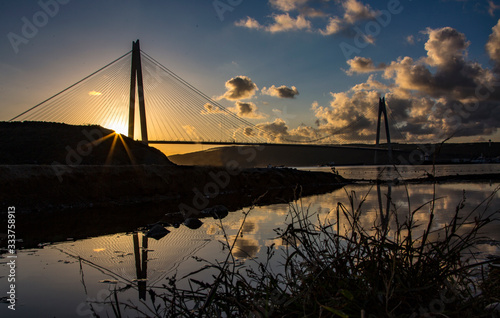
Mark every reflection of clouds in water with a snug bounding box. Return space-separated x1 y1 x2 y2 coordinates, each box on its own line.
476 244 500 257
267 238 287 249
208 207 299 258
285 183 500 241
205 223 219 236
241 220 256 234
229 236 260 259
227 214 268 231
234 214 281 235
263 203 289 216
208 182 499 260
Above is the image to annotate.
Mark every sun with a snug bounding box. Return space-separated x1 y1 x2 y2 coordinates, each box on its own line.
105 122 128 136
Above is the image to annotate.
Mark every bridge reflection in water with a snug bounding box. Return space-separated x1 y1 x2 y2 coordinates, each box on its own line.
133 232 148 300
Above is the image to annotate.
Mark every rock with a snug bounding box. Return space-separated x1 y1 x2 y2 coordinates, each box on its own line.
145 224 170 240
202 205 229 220
183 218 203 230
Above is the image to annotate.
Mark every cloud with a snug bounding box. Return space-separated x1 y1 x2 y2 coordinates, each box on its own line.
345 56 386 74
233 23 500 143
351 74 390 92
267 13 312 32
262 85 299 98
219 76 258 101
314 90 379 133
234 17 262 30
201 103 226 115
230 101 267 119
182 125 200 140
236 0 376 35
270 0 309 12
235 16 500 142
255 118 290 141
244 118 320 142
423 27 470 67
379 27 493 101
318 25 500 143
235 13 311 33
272 105 297 119
320 17 344 35
288 124 322 140
486 19 500 69
342 0 378 24
320 0 379 35
488 0 500 16
406 35 415 45
269 0 328 17
310 88 461 143
300 6 329 18
251 118 309 142
243 127 255 136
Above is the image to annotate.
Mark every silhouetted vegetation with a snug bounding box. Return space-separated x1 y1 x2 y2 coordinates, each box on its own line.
80 186 500 317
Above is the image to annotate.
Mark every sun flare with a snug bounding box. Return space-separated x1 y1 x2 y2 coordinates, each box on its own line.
105 122 128 136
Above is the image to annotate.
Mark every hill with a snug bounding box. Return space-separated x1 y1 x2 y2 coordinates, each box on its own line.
0 121 173 165
169 143 500 168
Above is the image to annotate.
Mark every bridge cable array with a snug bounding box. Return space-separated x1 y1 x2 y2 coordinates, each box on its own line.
9 47 401 145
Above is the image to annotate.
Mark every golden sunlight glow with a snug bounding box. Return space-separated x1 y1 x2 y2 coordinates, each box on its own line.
105 133 120 165
117 133 137 164
105 122 128 136
93 248 105 252
152 144 226 156
88 90 102 96
103 131 137 165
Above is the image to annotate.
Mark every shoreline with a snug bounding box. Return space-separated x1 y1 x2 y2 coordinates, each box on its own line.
349 172 500 184
2 165 499 213
0 164 347 213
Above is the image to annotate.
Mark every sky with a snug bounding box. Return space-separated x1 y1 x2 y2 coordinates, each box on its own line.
1 0 500 155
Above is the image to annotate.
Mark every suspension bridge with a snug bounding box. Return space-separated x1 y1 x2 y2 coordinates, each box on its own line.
8 40 395 159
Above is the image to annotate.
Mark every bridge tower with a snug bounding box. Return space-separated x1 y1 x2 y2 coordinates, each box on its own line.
375 97 393 164
128 39 148 144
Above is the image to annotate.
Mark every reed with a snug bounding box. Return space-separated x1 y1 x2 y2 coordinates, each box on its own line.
88 185 500 317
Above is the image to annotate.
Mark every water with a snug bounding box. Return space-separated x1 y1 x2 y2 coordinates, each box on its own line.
300 163 500 181
1 165 500 317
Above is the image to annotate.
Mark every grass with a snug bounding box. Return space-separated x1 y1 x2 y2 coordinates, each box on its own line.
79 184 500 317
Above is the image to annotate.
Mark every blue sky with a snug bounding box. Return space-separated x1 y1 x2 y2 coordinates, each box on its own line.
1 0 500 148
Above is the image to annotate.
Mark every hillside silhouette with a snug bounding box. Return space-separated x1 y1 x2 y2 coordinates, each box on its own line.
0 121 173 165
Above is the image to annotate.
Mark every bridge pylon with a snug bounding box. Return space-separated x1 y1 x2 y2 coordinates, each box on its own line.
374 97 393 164
128 39 148 144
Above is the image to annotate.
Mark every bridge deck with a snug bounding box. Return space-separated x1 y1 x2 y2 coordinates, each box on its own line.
147 140 389 151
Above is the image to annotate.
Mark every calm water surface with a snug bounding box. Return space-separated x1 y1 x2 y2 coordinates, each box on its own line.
301 163 500 180
1 165 500 317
